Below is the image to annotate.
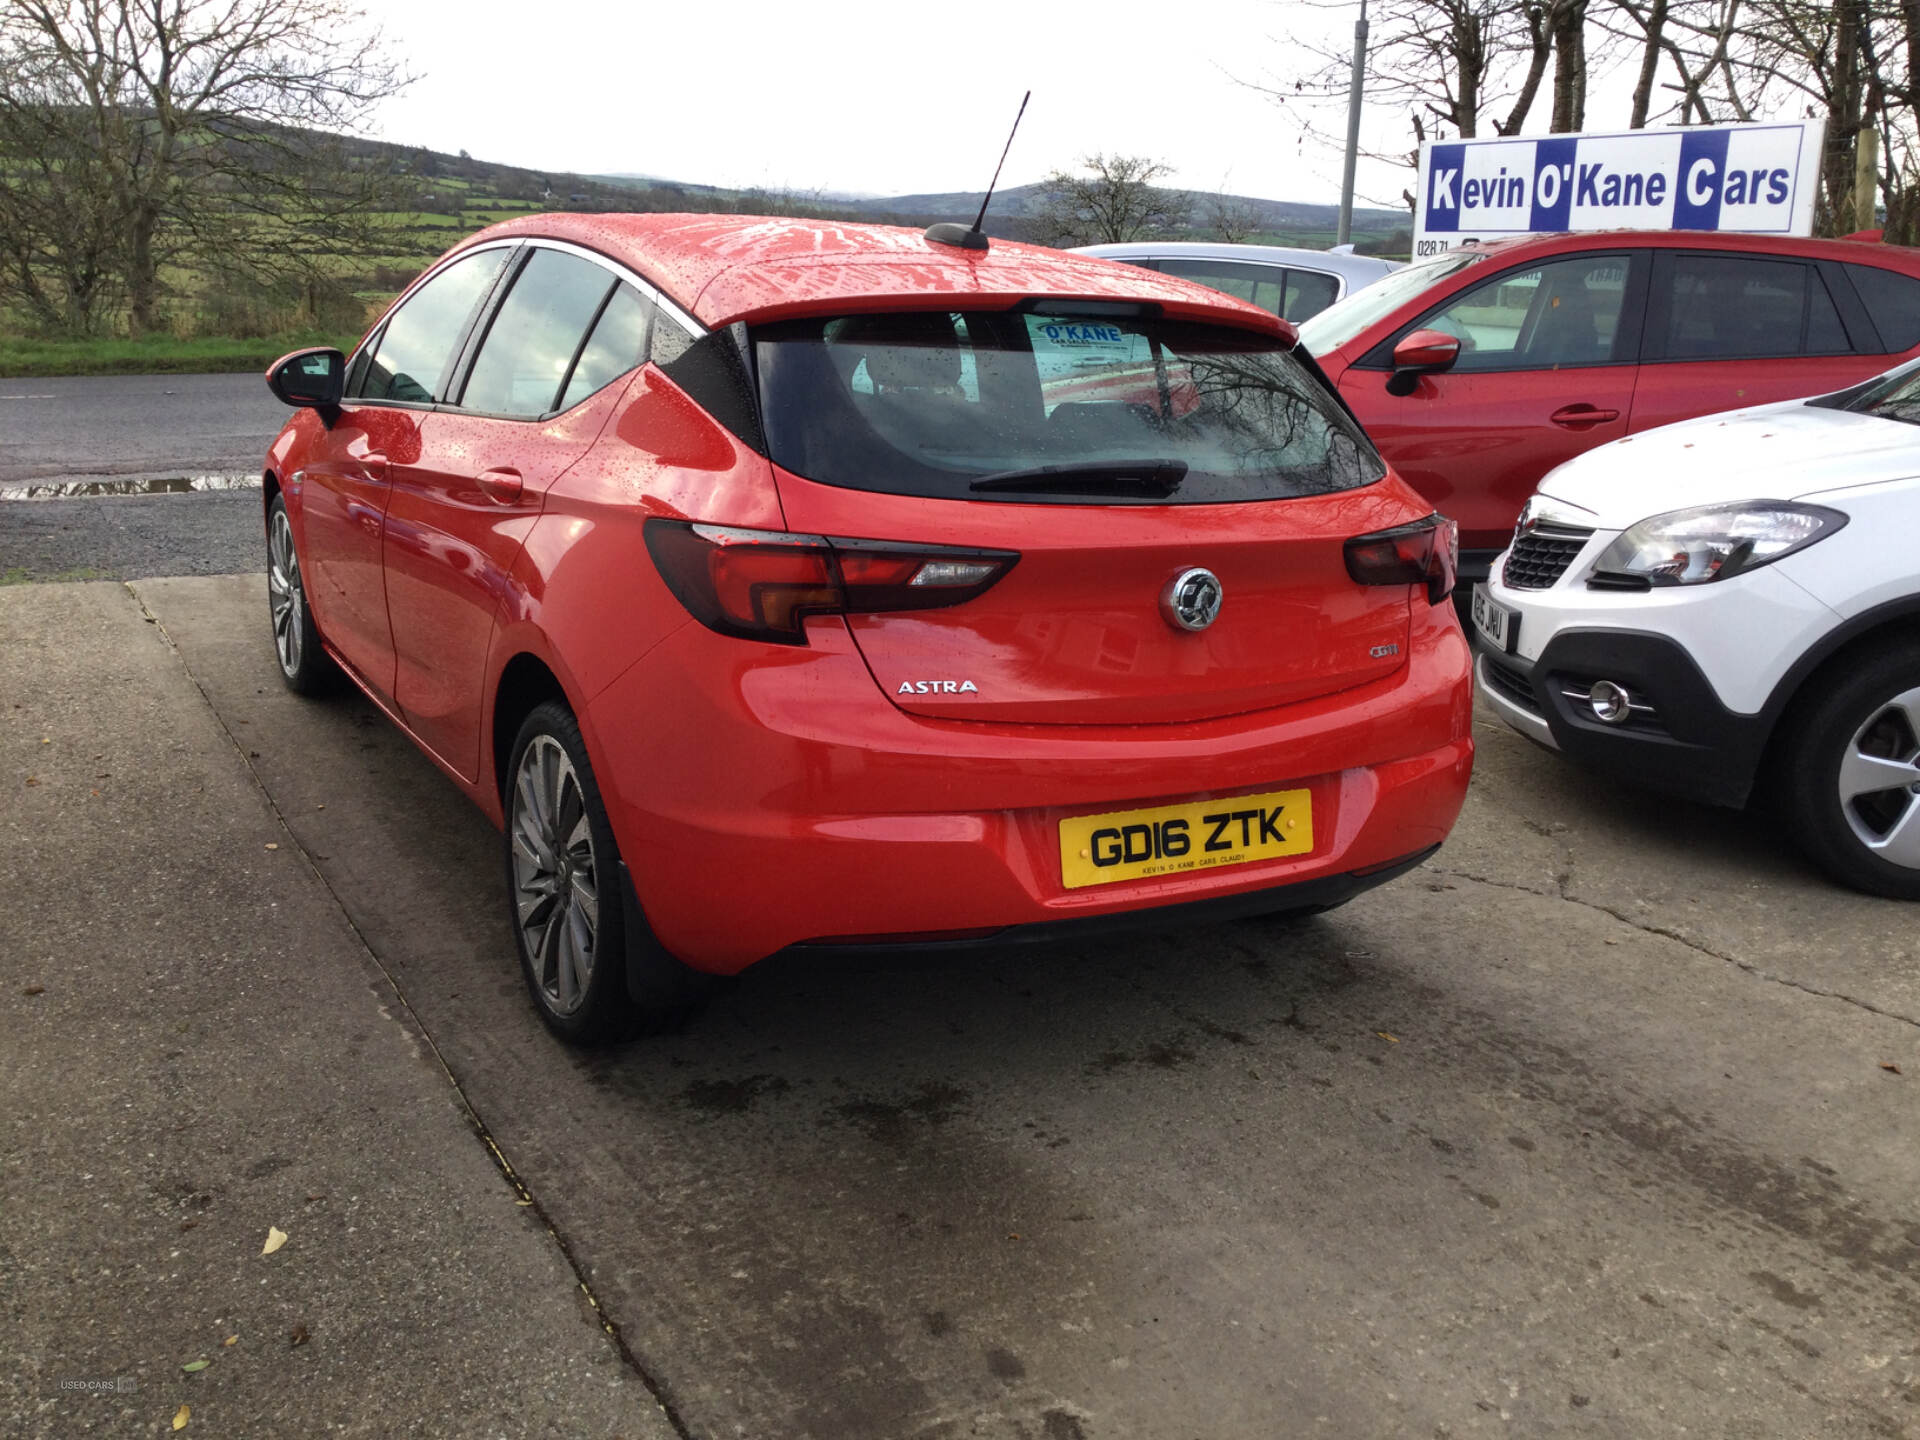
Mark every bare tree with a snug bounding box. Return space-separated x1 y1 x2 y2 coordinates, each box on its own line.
1548 0 1591 128
1591 0 1755 124
0 0 409 335
1500 1 1555 133
1033 155 1193 246
1246 0 1556 149
740 184 851 219
1206 191 1265 242
1239 0 1560 211
0 53 122 332
1726 0 1908 232
1247 0 1919 240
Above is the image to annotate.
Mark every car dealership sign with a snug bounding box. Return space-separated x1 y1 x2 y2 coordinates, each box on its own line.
1413 121 1826 257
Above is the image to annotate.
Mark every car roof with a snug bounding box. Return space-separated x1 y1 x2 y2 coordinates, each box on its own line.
458 213 1291 337
1072 240 1400 281
1438 229 1920 271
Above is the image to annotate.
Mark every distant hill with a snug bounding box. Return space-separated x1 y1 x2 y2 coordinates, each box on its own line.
581 173 1409 250
326 132 1413 275
857 182 1405 235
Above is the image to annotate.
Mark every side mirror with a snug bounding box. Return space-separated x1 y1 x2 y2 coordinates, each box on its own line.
1385 328 1460 396
266 347 346 419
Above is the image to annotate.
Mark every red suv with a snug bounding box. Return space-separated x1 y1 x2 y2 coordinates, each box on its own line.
260 215 1473 1042
1297 230 1920 583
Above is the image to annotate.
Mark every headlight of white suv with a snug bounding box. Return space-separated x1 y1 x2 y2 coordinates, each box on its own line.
1589 501 1847 587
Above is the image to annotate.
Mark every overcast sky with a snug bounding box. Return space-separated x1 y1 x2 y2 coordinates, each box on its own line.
366 0 1422 209
364 0 1769 214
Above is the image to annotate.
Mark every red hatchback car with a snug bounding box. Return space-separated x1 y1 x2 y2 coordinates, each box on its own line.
1297 229 1920 583
261 215 1473 1041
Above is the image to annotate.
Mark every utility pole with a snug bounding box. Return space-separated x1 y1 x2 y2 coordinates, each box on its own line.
1854 125 1880 232
1336 0 1369 247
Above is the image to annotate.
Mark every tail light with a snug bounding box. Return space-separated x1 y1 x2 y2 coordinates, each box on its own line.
643 520 1019 645
1344 515 1458 603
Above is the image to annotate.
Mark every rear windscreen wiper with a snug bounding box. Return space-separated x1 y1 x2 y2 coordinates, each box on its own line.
968 459 1189 497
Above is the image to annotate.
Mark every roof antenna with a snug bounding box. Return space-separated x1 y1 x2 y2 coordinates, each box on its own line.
925 90 1030 252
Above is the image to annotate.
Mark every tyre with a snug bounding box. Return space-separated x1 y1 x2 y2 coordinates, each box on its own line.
266 496 337 696
503 701 714 1043
1781 641 1920 899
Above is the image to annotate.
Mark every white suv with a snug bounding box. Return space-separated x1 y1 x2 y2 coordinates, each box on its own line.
1473 359 1920 897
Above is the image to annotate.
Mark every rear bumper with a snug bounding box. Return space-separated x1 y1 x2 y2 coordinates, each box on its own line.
588 605 1474 972
781 846 1441 959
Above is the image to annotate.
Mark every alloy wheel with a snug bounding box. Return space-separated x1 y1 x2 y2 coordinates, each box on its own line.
267 508 305 678
1837 684 1920 870
510 735 600 1015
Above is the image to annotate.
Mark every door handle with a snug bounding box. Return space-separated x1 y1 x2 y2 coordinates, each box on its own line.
360 450 389 477
477 467 524 504
1549 404 1621 429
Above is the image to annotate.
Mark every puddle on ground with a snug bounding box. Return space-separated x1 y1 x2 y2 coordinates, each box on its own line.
0 474 259 500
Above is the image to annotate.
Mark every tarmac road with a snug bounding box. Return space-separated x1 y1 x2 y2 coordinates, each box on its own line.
6 571 1914 1437
0 373 283 488
0 374 277 581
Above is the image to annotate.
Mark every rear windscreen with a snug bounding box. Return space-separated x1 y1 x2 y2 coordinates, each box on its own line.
752 310 1386 504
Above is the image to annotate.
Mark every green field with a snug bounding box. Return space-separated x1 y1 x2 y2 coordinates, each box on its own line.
0 171 553 377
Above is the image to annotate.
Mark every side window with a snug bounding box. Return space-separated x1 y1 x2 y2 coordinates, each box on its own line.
558 284 652 412
1846 265 1920 352
1807 278 1849 353
1419 254 1629 371
460 248 617 417
1158 258 1286 318
356 248 510 404
1282 270 1340 322
1661 254 1838 361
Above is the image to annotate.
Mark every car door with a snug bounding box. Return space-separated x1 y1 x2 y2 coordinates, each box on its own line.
1338 250 1648 566
1629 250 1885 434
383 246 653 780
299 245 513 700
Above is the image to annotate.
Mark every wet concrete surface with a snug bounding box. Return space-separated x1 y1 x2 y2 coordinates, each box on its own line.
84 573 1920 1438
1 581 675 1438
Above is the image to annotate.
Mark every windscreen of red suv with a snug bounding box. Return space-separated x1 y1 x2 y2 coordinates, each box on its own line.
1296 251 1483 356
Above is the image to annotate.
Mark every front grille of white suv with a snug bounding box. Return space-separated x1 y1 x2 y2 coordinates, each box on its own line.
1502 524 1595 589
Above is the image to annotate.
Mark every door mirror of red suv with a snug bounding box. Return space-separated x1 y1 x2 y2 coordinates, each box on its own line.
1386 329 1461 396
266 347 346 420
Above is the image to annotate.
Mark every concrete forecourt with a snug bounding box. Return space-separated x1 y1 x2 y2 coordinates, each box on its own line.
5 565 1917 1436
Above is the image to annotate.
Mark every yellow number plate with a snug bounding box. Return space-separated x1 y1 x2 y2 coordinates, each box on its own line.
1058 788 1314 890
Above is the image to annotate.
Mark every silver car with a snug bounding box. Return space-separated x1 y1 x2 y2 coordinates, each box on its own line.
1071 242 1399 324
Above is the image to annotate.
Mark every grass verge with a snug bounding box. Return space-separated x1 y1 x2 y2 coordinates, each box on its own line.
1 566 114 586
0 333 362 379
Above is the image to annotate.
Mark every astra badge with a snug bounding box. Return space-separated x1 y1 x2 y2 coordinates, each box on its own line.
899 680 978 694
1161 567 1223 633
